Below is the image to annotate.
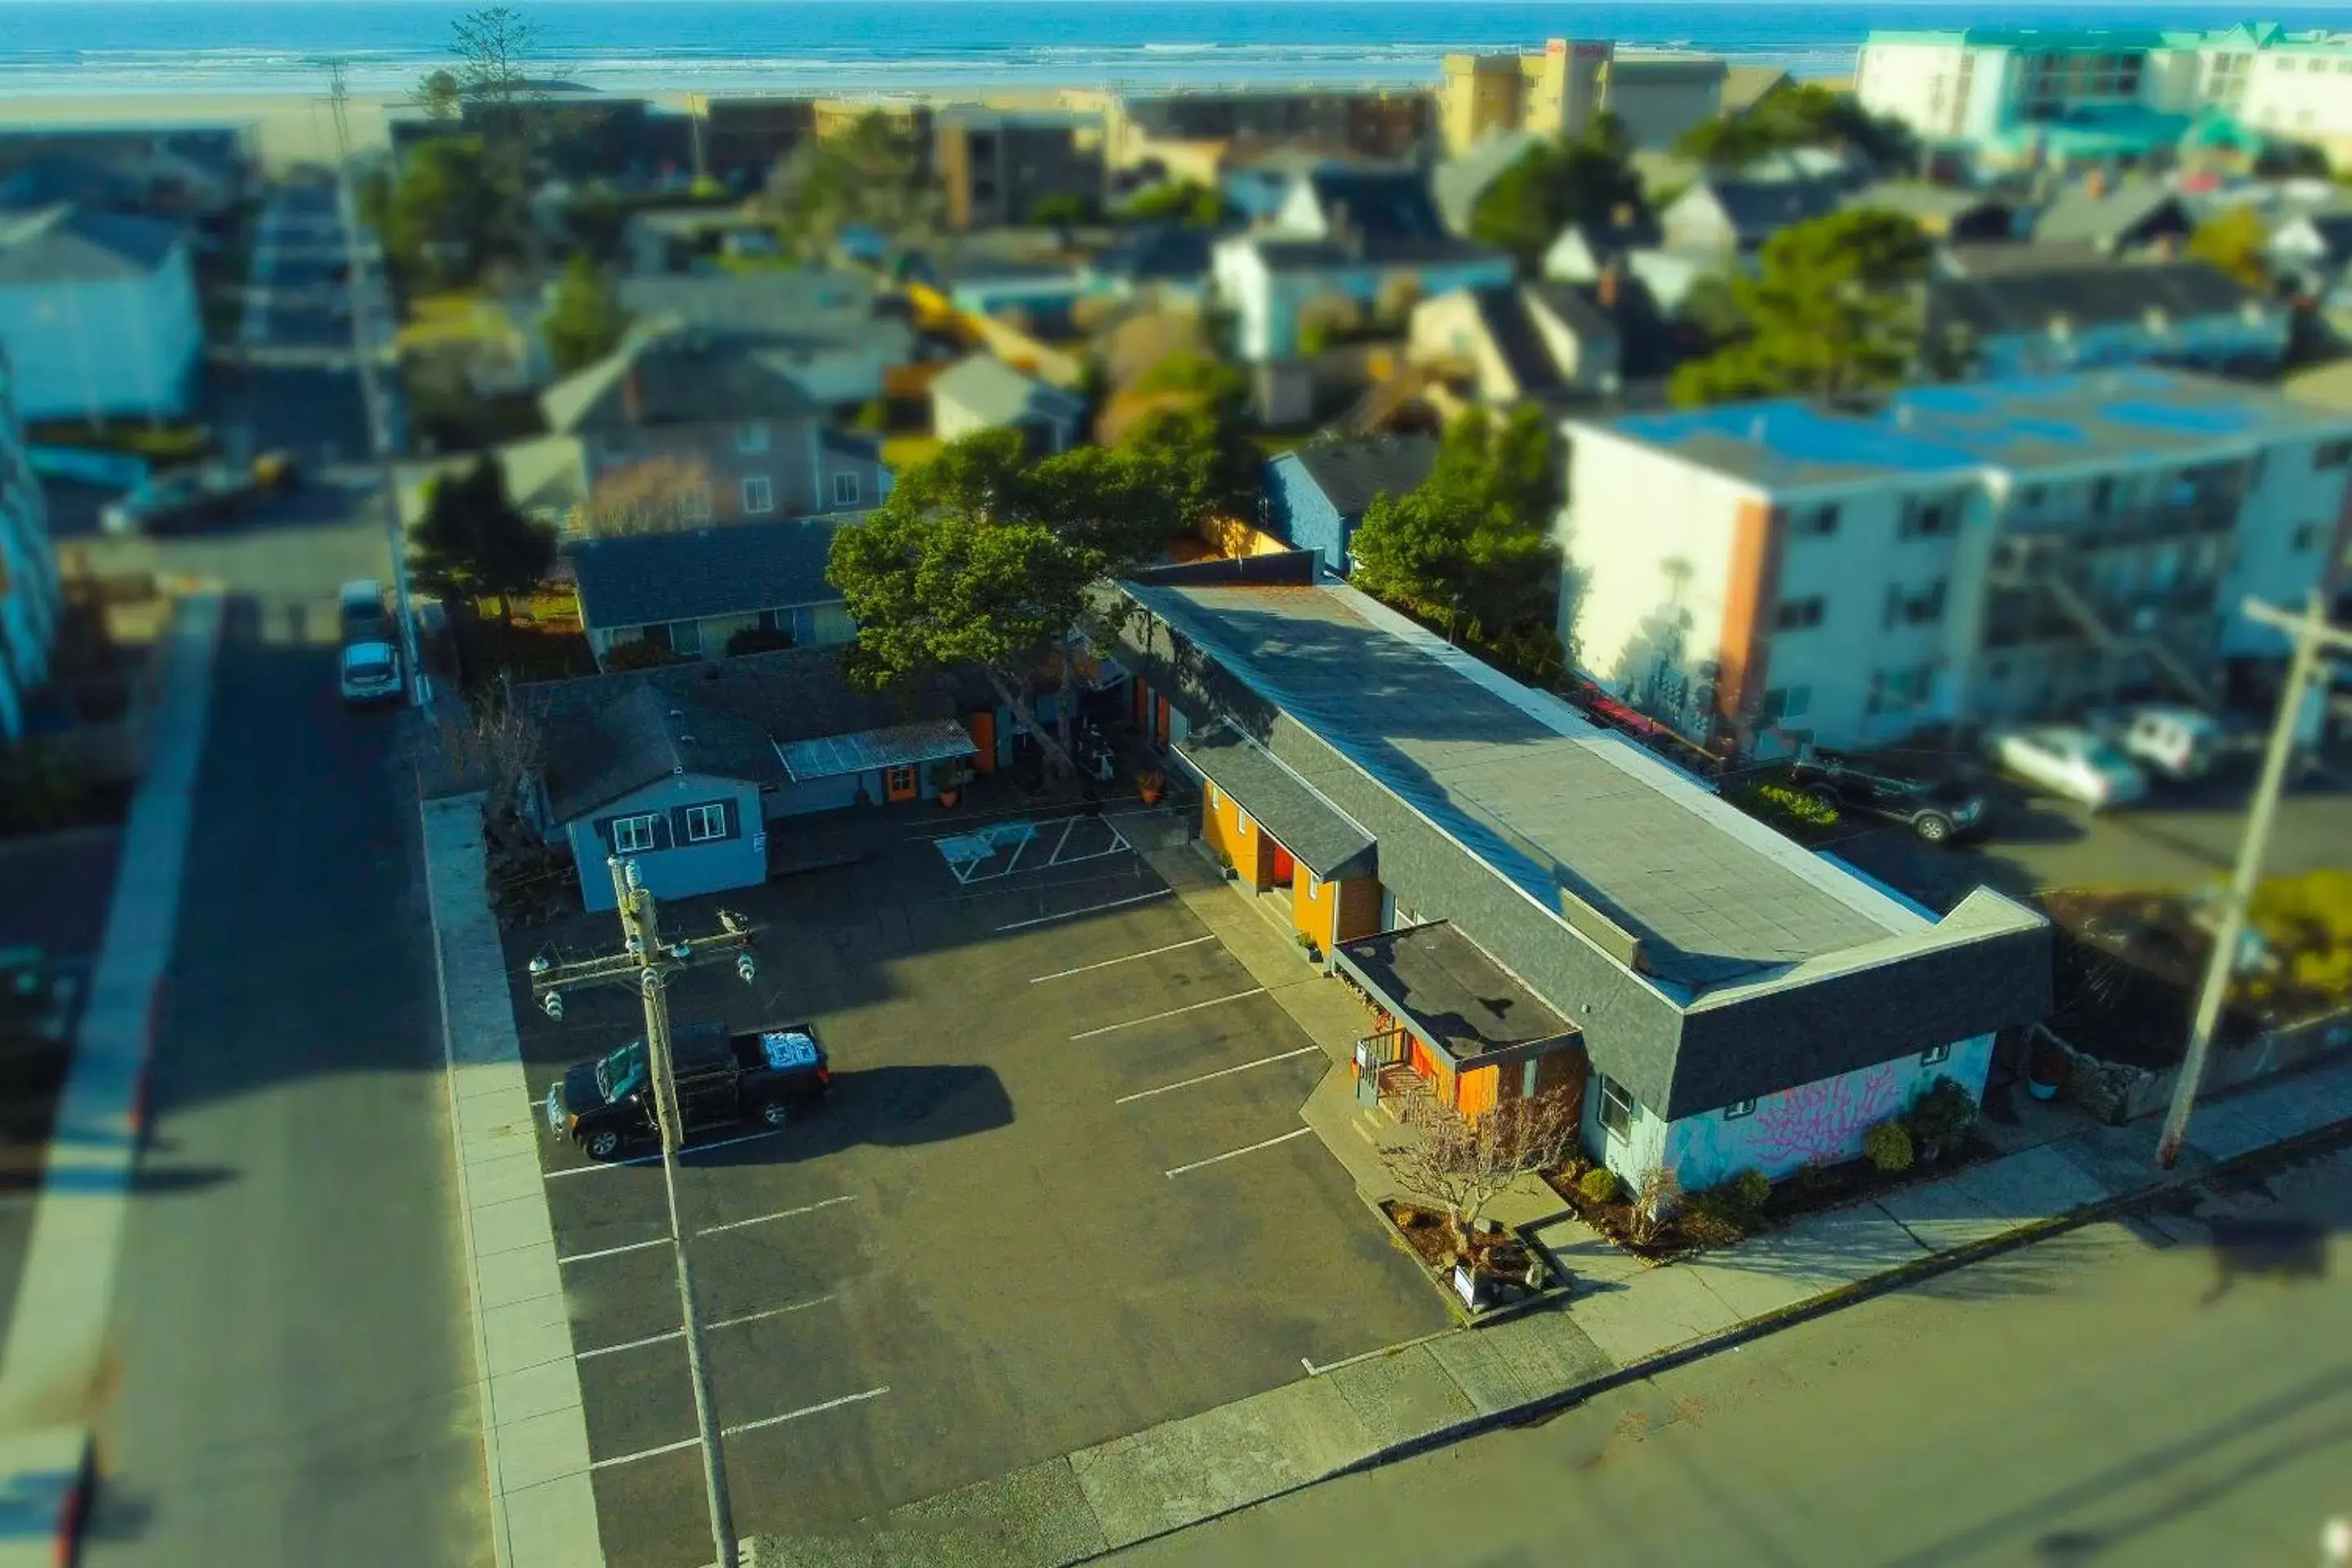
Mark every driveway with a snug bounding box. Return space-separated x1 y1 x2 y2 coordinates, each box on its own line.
507 808 1446 1568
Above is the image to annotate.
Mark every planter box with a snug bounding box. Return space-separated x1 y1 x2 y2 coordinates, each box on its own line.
1377 1200 1573 1325
2048 1007 2352 1125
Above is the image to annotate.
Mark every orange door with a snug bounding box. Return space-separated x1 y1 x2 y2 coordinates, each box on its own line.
965 711 997 775
884 764 919 803
1132 680 1148 726
1268 844 1294 885
1155 697 1170 748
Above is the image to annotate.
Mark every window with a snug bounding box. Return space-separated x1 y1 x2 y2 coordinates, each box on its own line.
833 471 862 508
1866 662 1939 715
1723 1098 1757 1120
1205 782 1219 808
885 764 916 795
2091 475 2115 514
612 813 657 854
1598 1076 1634 1141
1236 808 1255 837
737 421 770 454
1762 684 1811 723
670 620 703 657
680 483 714 523
741 475 774 514
2316 439 2352 470
1900 496 1958 539
1306 872 1324 899
683 802 728 843
1775 595 1825 630
1921 1044 1952 1067
2020 484 2045 509
1792 503 1840 537
1886 577 1948 628
2292 523 2319 552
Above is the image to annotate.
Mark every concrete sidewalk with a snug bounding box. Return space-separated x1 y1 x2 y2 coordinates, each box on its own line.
418 793 607 1568
0 596 223 1566
742 817 2352 1567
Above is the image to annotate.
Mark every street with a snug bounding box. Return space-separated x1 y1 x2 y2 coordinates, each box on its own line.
1116 1138 2352 1568
75 183 488 1566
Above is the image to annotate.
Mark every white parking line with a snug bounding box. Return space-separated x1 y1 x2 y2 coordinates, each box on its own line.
1165 1126 1315 1178
1115 1045 1324 1104
724 1386 890 1437
577 1294 834 1360
707 1294 835 1332
589 1435 703 1471
996 889 1169 932
577 1327 684 1361
542 1127 786 1178
696 1194 857 1236
1030 934 1216 984
557 1236 672 1267
1071 987 1265 1040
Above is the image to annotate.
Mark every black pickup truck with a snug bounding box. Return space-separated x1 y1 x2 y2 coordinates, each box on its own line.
545 1022 830 1160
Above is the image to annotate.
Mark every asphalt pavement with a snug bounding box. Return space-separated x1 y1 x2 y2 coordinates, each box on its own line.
1115 1138 2352 1568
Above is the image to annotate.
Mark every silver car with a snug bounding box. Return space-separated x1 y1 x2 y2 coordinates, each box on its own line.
338 641 403 707
1987 724 2148 811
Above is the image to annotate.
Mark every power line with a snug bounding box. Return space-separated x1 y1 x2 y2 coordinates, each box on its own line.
530 860 760 1568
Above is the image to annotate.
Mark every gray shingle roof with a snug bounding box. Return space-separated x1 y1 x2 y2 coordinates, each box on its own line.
1174 721 1375 879
1432 131 1546 234
1472 287 1562 394
2031 185 2190 249
614 269 914 362
1930 259 2269 341
1279 433 1437 519
566 516 843 631
0 203 180 286
540 327 820 434
931 354 1084 426
1688 178 1845 246
538 683 789 821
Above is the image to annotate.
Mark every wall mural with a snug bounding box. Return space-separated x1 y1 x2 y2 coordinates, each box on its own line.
1743 1060 1906 1169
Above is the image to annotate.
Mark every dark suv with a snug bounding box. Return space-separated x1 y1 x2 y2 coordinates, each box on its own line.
546 1022 830 1160
1784 750 1990 845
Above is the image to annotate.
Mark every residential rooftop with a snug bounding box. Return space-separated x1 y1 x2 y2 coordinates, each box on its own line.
0 202 180 285
1121 577 1926 990
1589 368 2352 490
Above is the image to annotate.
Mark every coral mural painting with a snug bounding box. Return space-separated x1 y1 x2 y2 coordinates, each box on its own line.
1746 1060 1905 1168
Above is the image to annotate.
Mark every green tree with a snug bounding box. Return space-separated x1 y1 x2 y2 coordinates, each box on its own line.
2187 203 2272 292
1669 208 1931 406
1677 83 1918 173
380 134 510 287
1027 193 1097 229
767 111 937 259
410 456 558 623
1468 137 1645 272
1352 408 1560 639
448 4 541 175
1122 180 1224 229
825 430 1172 777
542 254 630 373
415 68 462 122
1118 351 1258 528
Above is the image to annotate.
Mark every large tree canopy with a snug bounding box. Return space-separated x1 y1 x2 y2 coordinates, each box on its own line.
543 253 630 374
410 456 557 621
765 111 937 258
1669 207 1932 406
1676 83 1920 173
1468 129 1645 272
826 431 1175 774
1351 406 1561 644
1115 352 1260 529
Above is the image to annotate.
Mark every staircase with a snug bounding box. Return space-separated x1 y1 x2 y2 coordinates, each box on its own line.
2042 572 2221 709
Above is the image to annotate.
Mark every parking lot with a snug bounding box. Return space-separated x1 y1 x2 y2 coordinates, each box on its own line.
507 806 1446 1568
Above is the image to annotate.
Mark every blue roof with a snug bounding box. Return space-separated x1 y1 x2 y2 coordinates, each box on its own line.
1611 402 1980 481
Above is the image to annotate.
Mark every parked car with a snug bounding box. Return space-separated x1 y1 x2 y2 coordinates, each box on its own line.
2085 704 2221 783
1986 725 2149 810
338 579 388 645
99 451 300 537
337 640 403 706
1784 749 1991 844
546 1022 831 1161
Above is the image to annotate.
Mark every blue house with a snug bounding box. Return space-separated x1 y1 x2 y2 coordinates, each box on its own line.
1261 434 1438 575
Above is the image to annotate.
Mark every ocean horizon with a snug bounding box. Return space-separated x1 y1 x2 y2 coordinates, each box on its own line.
6 1 2351 100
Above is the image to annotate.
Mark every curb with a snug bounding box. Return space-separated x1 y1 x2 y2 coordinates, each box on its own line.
1074 1110 2352 1564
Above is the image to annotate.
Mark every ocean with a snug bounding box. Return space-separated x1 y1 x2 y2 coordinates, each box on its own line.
6 1 2351 100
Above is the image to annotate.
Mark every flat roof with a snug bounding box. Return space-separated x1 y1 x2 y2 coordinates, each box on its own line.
1127 580 1922 989
1592 368 2352 490
1337 921 1576 1069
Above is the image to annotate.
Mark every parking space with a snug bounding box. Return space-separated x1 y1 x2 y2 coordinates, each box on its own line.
508 812 1445 1568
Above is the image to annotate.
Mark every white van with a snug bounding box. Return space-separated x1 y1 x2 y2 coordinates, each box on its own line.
2091 705 2221 783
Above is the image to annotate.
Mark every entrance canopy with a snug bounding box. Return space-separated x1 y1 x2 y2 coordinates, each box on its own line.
1334 920 1579 1072
777 719 978 782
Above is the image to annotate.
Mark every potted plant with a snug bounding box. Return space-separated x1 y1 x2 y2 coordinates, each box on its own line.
929 760 967 808
1135 766 1165 806
2027 1038 2067 1102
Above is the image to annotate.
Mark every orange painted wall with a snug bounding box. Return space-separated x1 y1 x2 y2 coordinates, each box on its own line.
1200 783 1271 889
1291 868 1337 951
1456 1062 1499 1118
1716 497 1787 742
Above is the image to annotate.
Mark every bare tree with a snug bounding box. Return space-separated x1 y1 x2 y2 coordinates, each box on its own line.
577 456 719 537
1380 1086 1580 1259
449 6 541 167
415 68 463 122
1627 1164 1684 1247
433 677 546 817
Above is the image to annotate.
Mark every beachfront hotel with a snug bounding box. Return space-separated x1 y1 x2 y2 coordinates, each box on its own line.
1855 21 2352 169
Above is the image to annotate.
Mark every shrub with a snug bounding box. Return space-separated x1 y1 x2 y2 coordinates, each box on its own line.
1578 1166 1620 1204
724 625 796 657
1905 1075 1979 1156
1729 1168 1774 1214
1784 1161 1833 1205
1863 1120 1914 1174
1755 781 1838 826
604 637 687 671
1684 1167 1773 1243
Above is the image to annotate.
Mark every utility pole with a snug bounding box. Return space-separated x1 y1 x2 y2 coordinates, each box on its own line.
2157 590 2352 1169
528 860 760 1568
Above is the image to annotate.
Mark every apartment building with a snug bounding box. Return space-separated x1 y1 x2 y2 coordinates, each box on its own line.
1855 22 2352 169
1437 40 1730 156
0 345 62 742
1555 368 2352 757
933 108 1106 231
1105 89 1434 172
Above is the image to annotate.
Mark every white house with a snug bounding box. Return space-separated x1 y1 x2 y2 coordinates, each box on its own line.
0 203 200 424
1554 368 2352 757
929 354 1086 456
0 345 62 742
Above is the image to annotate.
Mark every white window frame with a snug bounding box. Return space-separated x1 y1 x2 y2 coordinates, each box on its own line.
612 813 658 854
737 421 770 454
682 802 728 843
832 470 862 508
1598 1076 1634 1141
741 474 775 514
1922 1043 1952 1067
1724 1098 1757 1120
1306 871 1325 899
1236 808 1255 836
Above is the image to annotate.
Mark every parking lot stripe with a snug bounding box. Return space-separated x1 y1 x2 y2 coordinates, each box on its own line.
723 1386 889 1437
1029 934 1216 984
1165 1126 1315 1178
996 889 1169 932
589 1435 703 1472
696 1194 857 1236
542 1127 786 1179
1071 987 1266 1040
577 1328 684 1361
706 1294 835 1332
1114 1045 1324 1104
558 1236 672 1267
